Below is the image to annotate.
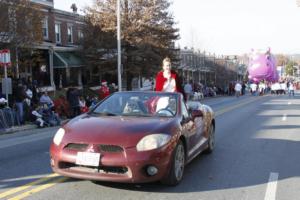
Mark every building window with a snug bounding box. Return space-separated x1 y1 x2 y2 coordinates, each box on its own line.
78 29 83 40
42 17 48 39
55 23 61 43
67 25 73 43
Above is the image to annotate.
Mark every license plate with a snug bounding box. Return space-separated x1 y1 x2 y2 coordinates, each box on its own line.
76 152 100 167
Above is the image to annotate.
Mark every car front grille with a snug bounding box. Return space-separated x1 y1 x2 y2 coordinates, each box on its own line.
63 143 124 153
99 144 124 153
59 162 128 174
64 143 88 151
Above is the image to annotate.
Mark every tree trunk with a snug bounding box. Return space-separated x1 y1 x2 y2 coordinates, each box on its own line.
123 0 130 90
15 46 19 79
126 71 133 91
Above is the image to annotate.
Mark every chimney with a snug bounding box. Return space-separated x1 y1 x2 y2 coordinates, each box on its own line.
71 3 78 14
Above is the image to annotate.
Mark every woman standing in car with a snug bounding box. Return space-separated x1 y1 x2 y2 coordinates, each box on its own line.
155 57 184 96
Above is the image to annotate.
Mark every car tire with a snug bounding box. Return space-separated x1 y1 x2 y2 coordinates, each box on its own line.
161 140 185 186
205 124 215 154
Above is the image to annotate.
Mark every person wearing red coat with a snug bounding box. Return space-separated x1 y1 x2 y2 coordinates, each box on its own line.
145 57 185 113
155 57 184 95
98 80 110 100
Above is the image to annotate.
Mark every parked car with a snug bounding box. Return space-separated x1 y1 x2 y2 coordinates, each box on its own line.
50 91 215 185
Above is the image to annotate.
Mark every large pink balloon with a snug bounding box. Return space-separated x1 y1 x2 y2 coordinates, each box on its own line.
248 48 278 83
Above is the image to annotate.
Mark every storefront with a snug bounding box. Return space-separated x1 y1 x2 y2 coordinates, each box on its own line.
53 51 84 88
17 43 85 91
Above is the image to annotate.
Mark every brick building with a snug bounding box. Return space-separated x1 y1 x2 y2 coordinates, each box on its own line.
177 47 216 86
1 0 86 91
31 0 86 90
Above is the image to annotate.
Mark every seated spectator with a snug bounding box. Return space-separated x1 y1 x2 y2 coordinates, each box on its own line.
32 103 61 127
41 104 61 126
40 92 54 108
31 104 47 128
54 95 71 118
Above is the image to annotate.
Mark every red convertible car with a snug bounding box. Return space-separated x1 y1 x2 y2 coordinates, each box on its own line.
50 91 215 185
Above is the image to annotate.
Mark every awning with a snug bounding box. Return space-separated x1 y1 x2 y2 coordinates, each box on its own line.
53 51 84 68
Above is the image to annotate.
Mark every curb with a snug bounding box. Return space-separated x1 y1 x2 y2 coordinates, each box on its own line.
1 119 69 135
1 124 37 135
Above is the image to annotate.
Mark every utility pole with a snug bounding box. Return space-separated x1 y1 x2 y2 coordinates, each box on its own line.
117 0 122 91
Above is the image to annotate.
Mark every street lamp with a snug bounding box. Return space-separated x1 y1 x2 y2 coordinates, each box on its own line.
117 0 122 91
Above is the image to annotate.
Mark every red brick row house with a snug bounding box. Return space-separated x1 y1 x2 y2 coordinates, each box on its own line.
1 0 87 91
30 0 86 90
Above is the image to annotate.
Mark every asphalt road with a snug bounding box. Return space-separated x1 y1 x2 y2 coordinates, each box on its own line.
0 92 299 200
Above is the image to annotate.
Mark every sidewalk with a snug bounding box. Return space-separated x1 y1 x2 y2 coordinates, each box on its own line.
1 124 37 135
1 120 68 135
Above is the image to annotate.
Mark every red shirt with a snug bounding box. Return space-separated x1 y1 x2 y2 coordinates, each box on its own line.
155 70 184 94
98 86 110 100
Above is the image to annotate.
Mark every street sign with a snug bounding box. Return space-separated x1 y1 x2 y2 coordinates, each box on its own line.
1 78 12 95
0 49 11 104
0 49 11 66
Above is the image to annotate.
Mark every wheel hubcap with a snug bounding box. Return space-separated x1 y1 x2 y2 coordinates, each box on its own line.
174 144 185 180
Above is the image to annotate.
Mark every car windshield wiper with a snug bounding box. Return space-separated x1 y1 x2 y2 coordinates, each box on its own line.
93 112 118 116
121 113 152 117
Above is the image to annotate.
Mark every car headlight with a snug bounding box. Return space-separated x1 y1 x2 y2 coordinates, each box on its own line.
53 128 65 146
136 134 171 152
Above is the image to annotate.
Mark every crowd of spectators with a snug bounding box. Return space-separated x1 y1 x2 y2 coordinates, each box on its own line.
0 78 117 131
3 75 296 132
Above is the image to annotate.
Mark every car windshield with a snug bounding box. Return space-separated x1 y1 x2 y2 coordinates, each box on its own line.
91 92 178 117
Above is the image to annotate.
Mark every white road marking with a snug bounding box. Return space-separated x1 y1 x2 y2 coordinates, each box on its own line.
264 172 279 200
288 102 291 105
282 114 287 121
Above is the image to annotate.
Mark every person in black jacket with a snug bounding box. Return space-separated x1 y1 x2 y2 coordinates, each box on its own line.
14 82 27 124
67 85 80 118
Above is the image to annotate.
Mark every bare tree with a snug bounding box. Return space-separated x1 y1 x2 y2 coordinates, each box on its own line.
83 0 179 89
0 0 43 78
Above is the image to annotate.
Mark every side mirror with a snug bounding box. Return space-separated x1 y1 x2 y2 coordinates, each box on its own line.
191 110 203 120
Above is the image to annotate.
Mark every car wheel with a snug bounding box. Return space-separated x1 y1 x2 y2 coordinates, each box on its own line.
162 140 185 186
205 124 215 153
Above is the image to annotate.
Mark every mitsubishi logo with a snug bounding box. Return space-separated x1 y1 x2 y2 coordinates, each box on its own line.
86 144 97 153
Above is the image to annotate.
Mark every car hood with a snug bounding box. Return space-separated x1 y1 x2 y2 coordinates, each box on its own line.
62 114 176 148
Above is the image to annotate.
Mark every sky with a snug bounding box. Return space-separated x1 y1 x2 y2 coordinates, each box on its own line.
54 0 300 55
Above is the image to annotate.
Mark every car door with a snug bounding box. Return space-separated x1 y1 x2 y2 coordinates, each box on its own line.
179 98 196 156
185 102 206 158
